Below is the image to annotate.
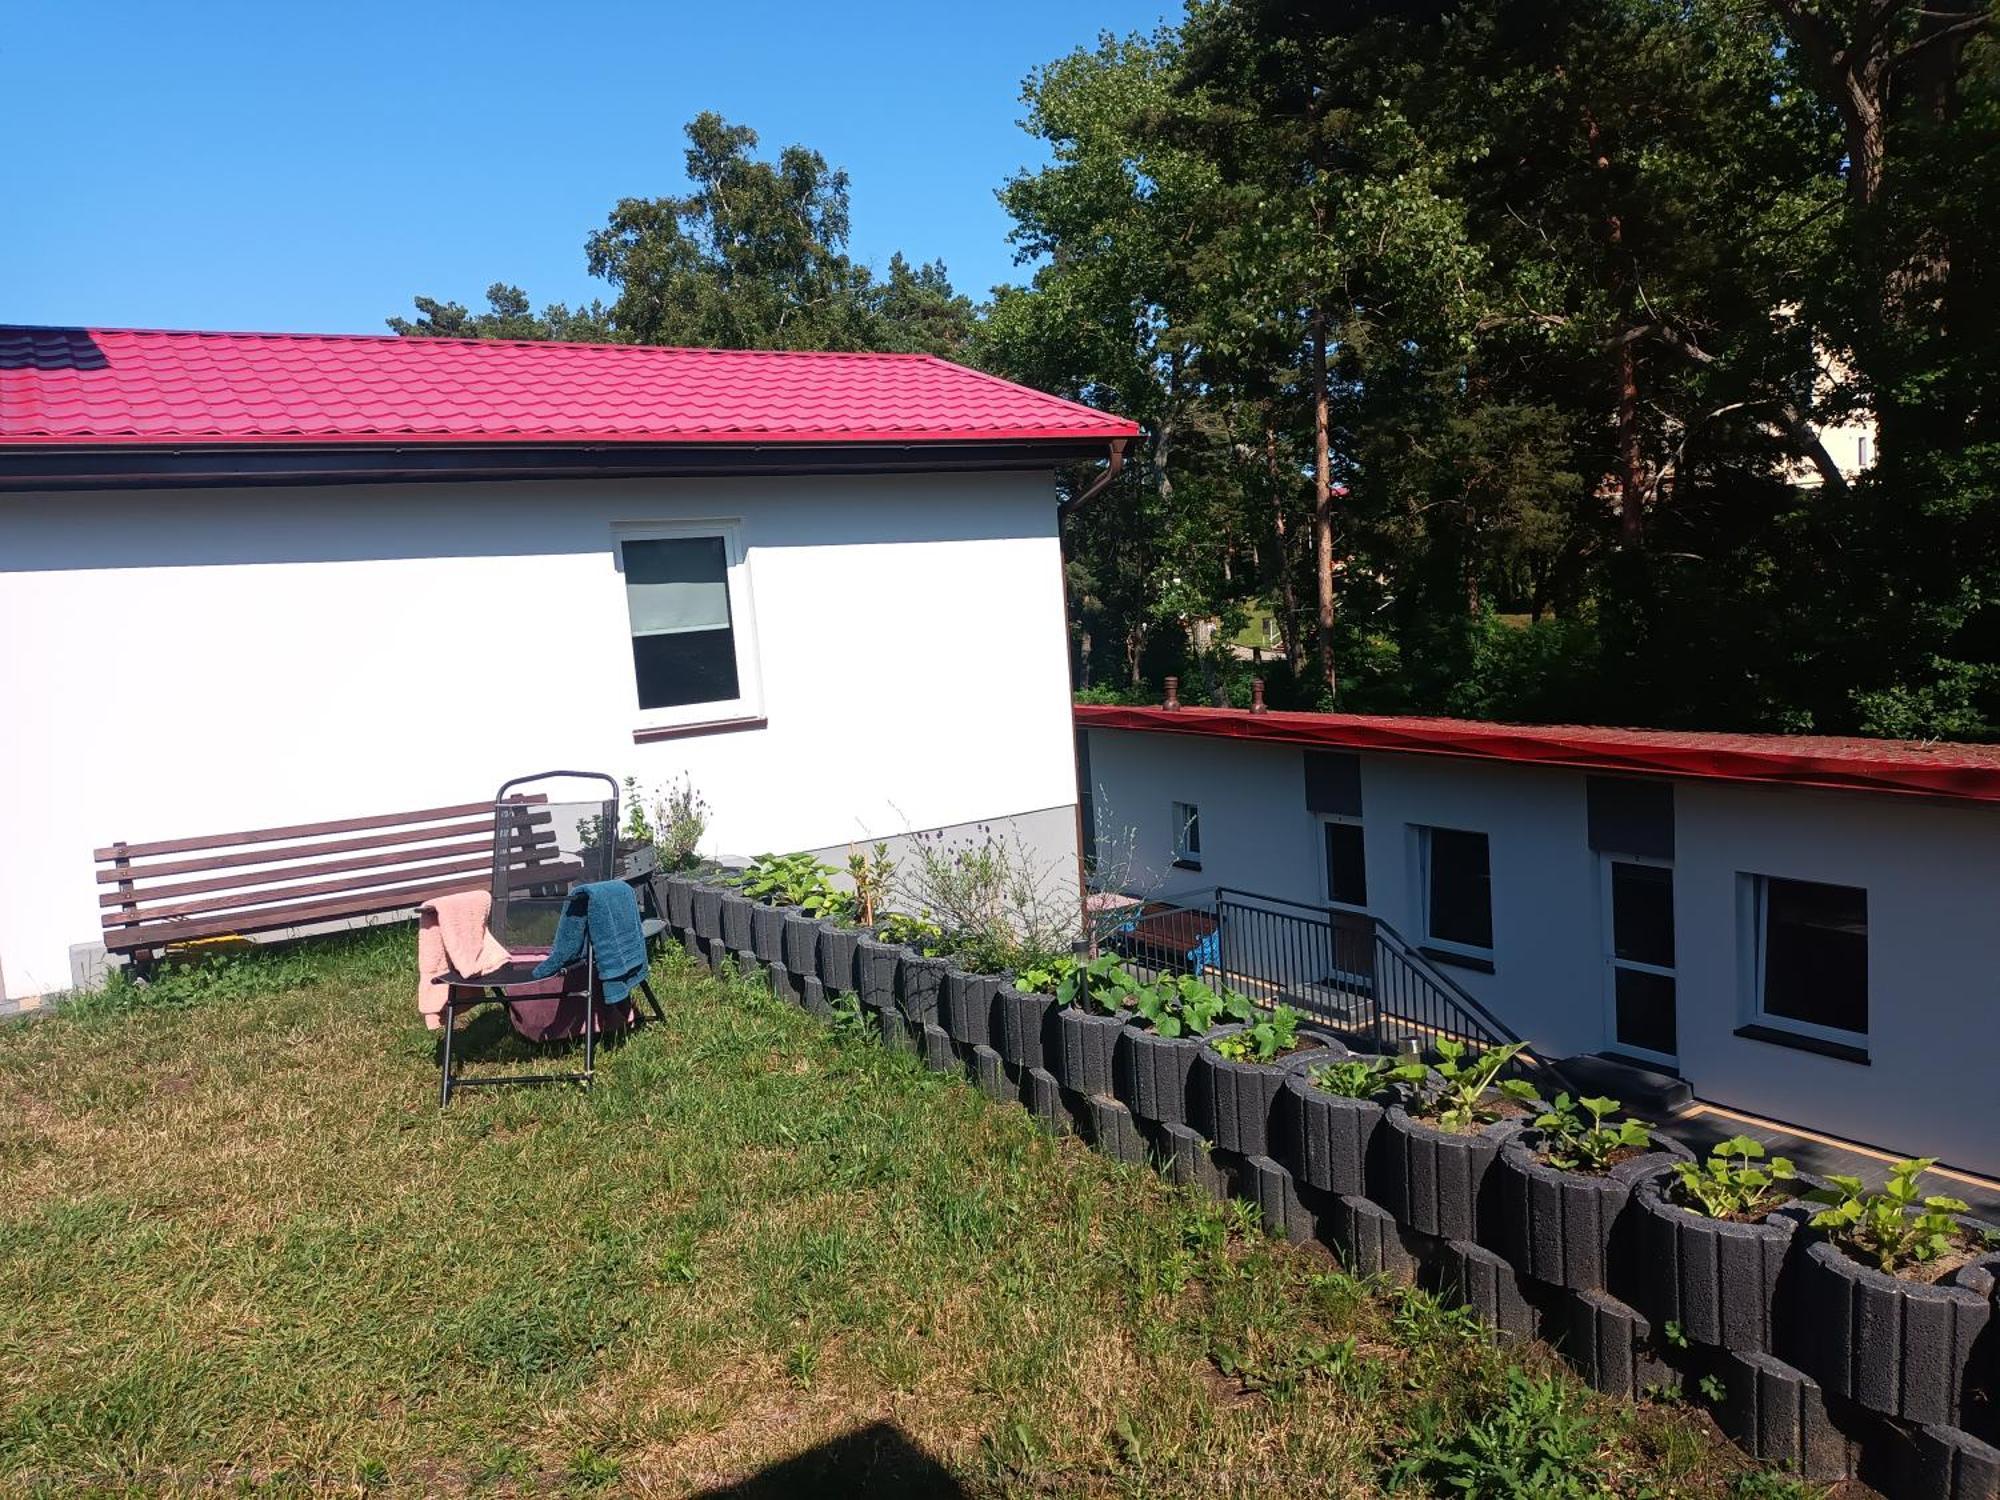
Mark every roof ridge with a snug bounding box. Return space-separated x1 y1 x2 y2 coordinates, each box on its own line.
0 324 940 361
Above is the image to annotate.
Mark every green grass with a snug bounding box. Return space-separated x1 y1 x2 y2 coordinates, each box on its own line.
0 932 1811 1497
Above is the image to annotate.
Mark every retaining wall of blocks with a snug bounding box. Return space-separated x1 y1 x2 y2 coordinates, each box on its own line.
662 873 2000 1499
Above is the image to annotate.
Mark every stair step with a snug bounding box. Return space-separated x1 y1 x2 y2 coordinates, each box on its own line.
1551 1052 1693 1117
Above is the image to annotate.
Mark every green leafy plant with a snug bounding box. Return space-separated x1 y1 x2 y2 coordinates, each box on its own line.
845 841 894 927
1806 1158 1971 1275
1532 1092 1651 1173
739 851 843 915
1308 1053 1428 1099
1130 973 1253 1039
1210 1004 1303 1063
1052 952 1139 1014
1015 953 1078 996
1669 1136 1799 1221
1422 1039 1538 1135
873 911 944 950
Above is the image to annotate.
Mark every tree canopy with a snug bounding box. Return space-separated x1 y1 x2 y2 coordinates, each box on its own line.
393 7 2000 738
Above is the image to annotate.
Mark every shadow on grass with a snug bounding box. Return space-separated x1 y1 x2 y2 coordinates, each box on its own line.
687 1421 965 1498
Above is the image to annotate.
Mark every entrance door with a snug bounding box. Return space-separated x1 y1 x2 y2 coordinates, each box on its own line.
1602 857 1677 1065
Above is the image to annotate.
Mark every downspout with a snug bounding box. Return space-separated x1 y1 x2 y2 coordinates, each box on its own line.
1060 438 1129 952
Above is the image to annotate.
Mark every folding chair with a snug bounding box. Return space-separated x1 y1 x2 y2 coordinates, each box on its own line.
434 771 664 1106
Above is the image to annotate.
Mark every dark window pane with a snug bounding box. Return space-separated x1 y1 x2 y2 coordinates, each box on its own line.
1427 828 1492 949
1325 821 1368 906
631 625 739 710
1763 878 1867 1034
1611 862 1675 968
1614 967 1678 1056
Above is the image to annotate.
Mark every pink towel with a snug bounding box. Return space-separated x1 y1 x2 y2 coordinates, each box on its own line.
417 889 512 1029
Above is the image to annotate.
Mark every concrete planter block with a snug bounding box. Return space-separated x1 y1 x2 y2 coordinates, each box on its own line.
1550 1286 1669 1400
1051 1005 1125 1099
1320 1191 1425 1282
1901 1423 2000 1500
1116 1023 1210 1132
1628 1167 1810 1356
1197 1032 1342 1159
995 986 1054 1072
767 960 795 1004
919 1022 957 1074
1022 1065 1069 1134
751 902 790 965
800 975 832 1021
691 883 726 943
719 892 756 955
876 1004 913 1055
1793 1235 1994 1427
664 873 696 933
897 954 947 1026
781 912 822 980
1148 1120 1228 1199
1495 1132 1691 1295
856 938 903 1011
1374 1105 1519 1243
939 968 1000 1049
1282 1059 1398 1199
1424 1239 1538 1342
816 926 861 995
971 1044 1018 1106
1712 1349 1855 1484
1084 1094 1148 1166
700 935 730 973
1242 1154 1319 1245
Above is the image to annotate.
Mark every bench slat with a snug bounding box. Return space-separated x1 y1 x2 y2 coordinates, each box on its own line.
102 859 588 955
100 832 559 909
93 795 549 861
94 813 550 884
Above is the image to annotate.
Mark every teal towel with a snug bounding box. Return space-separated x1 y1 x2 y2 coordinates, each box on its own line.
532 880 648 1003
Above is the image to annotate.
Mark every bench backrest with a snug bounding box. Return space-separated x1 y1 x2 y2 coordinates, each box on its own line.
95 796 579 960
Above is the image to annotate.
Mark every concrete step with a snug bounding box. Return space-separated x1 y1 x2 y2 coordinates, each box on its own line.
1550 1052 1693 1118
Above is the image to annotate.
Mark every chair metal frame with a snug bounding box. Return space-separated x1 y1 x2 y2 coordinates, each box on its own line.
434 770 664 1106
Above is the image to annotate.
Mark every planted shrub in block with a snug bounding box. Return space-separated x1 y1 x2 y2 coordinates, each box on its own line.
1196 1012 1339 1158
1373 1040 1536 1242
1284 1052 1427 1199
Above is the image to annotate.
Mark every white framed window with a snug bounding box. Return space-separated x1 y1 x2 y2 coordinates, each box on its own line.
614 520 763 728
1320 813 1368 909
1172 802 1202 869
1416 825 1492 959
1601 855 1677 1064
1746 874 1868 1046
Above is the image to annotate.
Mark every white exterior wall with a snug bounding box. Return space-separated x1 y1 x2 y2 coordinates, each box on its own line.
0 471 1080 997
1086 725 2000 1177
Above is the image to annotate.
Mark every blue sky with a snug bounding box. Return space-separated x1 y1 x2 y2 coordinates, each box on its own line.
2 0 1173 336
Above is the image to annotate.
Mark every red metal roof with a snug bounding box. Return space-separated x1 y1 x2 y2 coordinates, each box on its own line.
0 326 1140 448
1075 702 2000 805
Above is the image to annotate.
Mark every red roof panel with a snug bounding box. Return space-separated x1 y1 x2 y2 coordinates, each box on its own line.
0 326 1140 447
1075 702 2000 805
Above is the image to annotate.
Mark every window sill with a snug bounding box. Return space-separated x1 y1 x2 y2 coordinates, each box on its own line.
1171 859 1203 872
1733 1023 1869 1065
632 715 768 744
1419 946 1495 975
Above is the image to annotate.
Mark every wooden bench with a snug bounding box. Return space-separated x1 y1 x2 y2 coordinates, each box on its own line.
95 797 581 972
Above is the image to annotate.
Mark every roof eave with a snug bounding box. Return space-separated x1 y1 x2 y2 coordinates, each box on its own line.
0 436 1124 492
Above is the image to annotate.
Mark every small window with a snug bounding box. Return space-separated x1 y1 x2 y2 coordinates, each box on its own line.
1172 802 1202 869
1605 859 1676 1061
1755 876 1867 1040
1420 826 1492 953
616 524 760 724
1322 816 1367 907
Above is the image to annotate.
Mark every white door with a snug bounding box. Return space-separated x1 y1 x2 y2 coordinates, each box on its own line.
1601 855 1677 1066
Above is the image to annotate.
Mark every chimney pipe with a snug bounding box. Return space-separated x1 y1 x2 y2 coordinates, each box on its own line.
1250 678 1268 714
1163 676 1181 711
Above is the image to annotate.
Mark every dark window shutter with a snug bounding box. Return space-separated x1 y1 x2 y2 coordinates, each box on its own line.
1303 751 1363 816
1587 777 1674 860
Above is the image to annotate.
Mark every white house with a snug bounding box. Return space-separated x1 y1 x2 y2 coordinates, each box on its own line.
0 325 1135 1001
1080 701 2000 1179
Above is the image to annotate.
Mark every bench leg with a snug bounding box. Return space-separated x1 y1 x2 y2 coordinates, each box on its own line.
439 1000 455 1108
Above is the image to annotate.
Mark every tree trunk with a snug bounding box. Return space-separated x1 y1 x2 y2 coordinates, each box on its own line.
1616 338 1646 542
1311 312 1338 702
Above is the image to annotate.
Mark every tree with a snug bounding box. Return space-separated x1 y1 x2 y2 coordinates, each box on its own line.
386 283 611 342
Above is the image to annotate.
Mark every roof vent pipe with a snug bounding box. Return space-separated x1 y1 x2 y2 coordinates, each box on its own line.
1250 679 1268 714
1163 676 1181 711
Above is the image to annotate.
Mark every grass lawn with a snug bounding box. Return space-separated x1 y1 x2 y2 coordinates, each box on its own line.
0 933 1812 1497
